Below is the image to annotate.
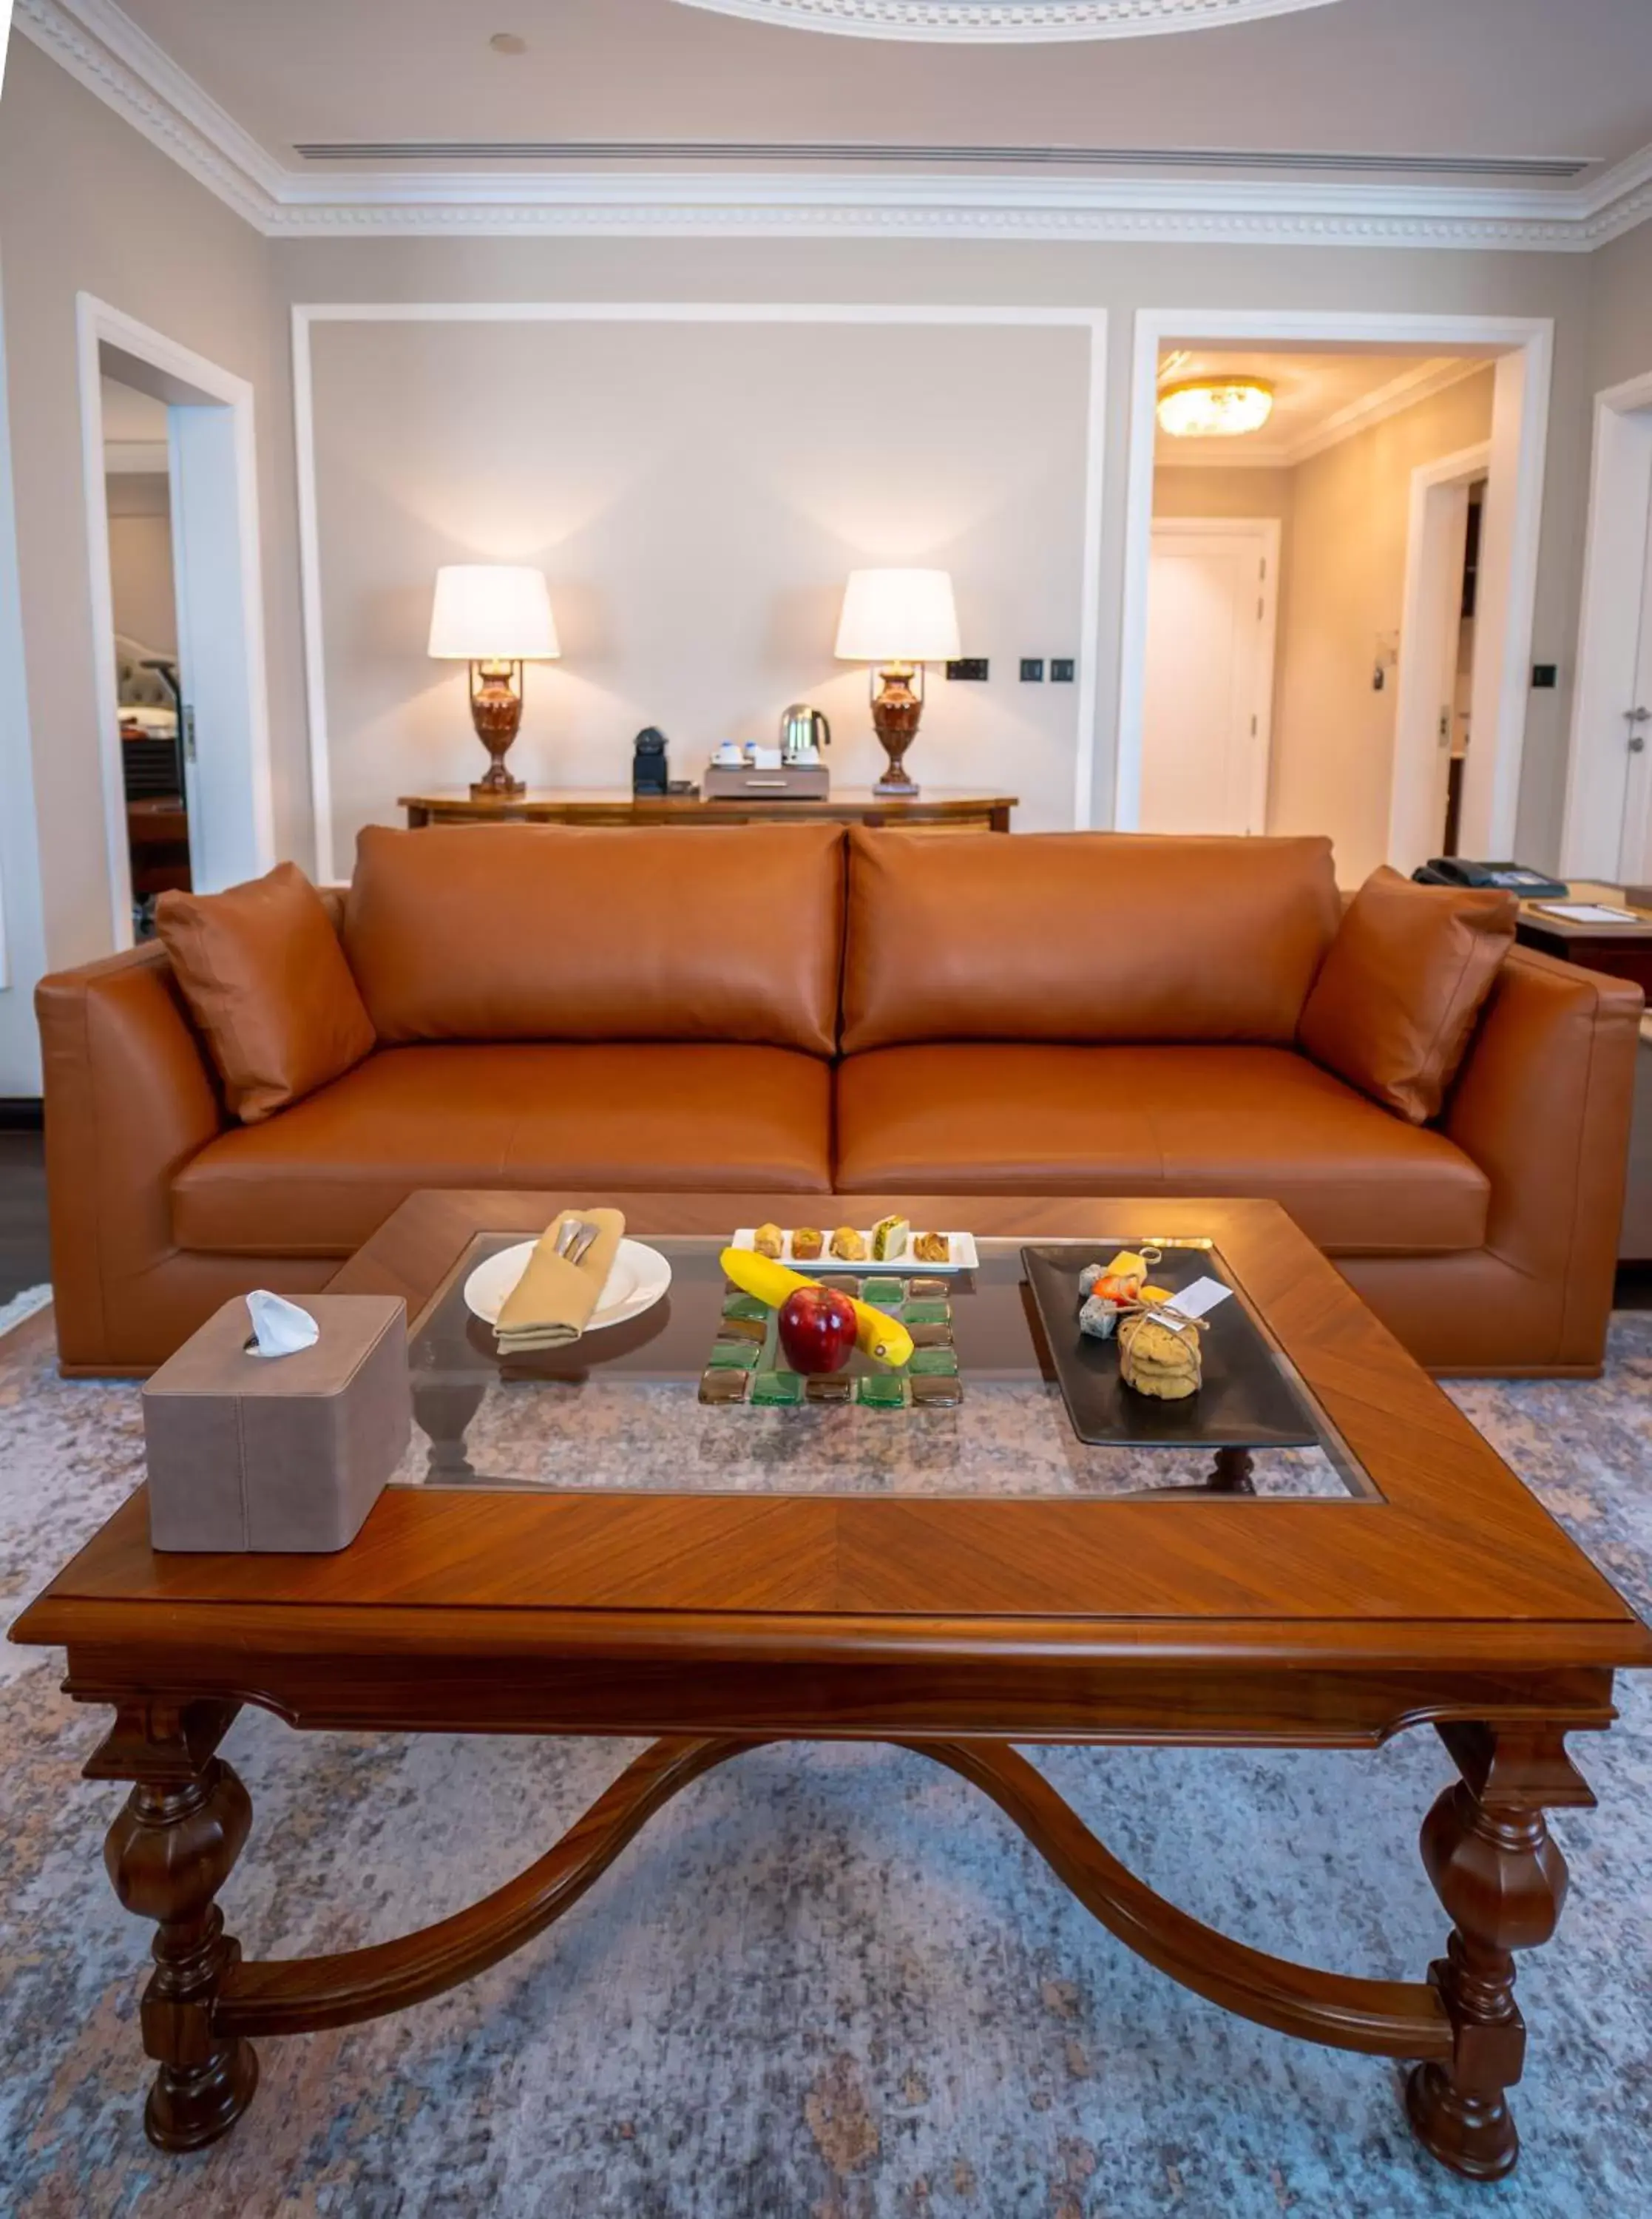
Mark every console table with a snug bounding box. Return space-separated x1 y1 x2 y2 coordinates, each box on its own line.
400 788 1016 832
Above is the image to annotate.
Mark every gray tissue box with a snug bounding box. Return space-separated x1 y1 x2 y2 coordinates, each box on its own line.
143 1295 411 1553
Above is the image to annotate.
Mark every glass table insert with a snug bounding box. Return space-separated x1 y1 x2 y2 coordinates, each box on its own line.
395 1235 1375 1502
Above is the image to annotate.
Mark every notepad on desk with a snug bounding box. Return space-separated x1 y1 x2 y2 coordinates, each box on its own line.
1534 902 1646 925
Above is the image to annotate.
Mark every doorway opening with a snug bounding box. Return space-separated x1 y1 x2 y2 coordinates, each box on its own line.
76 296 274 951
1388 442 1492 874
1120 313 1551 880
1563 370 1652 885
102 375 189 934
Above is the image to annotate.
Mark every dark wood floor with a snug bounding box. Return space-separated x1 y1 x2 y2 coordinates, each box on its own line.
0 1129 49 1304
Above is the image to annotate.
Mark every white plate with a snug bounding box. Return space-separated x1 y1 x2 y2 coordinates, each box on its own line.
463 1237 673 1332
730 1226 978 1274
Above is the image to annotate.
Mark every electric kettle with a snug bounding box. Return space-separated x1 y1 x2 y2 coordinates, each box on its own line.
779 703 831 764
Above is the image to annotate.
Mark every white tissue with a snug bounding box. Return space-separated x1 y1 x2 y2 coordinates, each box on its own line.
246 1288 319 1358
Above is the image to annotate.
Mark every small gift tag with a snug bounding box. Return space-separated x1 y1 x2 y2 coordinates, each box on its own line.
1156 1277 1233 1336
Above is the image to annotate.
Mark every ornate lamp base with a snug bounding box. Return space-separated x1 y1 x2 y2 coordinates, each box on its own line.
468 659 527 798
870 663 924 797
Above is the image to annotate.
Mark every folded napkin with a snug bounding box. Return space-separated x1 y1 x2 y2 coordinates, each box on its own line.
495 1208 626 1353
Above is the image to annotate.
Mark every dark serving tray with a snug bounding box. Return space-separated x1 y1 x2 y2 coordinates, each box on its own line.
1020 1244 1321 1450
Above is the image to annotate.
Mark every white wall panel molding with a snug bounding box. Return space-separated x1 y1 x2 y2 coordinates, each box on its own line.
17 0 1652 251
291 300 1109 879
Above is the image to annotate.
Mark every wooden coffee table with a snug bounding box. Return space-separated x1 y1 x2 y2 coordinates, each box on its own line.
14 1192 1651 2178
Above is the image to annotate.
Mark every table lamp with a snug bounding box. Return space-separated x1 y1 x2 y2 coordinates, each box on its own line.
834 567 961 797
427 564 560 797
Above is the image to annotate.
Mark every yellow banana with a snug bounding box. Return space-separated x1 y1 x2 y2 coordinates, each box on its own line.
719 1246 914 1370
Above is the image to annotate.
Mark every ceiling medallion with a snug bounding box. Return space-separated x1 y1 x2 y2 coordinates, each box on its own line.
670 0 1343 43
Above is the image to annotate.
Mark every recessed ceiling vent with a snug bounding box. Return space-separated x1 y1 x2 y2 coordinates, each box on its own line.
292 142 1596 180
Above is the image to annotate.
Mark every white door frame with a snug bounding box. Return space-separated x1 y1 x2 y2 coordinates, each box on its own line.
1388 441 1491 874
75 294 275 948
1561 368 1652 880
1117 310 1552 861
0 243 48 1094
1145 515 1281 836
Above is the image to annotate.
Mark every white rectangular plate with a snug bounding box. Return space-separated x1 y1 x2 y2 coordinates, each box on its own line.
731 1227 979 1274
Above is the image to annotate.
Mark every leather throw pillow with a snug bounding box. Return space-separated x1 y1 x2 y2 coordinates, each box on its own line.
1297 865 1517 1124
157 862 376 1122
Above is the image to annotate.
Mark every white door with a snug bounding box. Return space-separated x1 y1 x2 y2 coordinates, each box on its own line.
1617 496 1652 881
1141 521 1279 836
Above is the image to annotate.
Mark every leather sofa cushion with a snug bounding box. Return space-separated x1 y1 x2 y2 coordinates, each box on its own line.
1299 865 1517 1124
343 823 845 1056
841 828 1340 1053
155 863 376 1123
834 1043 1489 1254
173 1042 832 1256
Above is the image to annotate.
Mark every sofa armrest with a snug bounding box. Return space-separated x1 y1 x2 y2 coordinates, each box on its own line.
1443 944 1642 1365
35 942 227 1368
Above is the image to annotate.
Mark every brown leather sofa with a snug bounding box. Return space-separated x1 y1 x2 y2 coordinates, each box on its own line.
36 823 1642 1377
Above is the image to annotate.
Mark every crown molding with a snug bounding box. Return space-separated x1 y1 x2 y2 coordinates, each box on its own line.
669 0 1342 44
16 0 1652 251
15 0 284 221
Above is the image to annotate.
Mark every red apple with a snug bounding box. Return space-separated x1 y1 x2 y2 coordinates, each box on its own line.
777 1285 857 1376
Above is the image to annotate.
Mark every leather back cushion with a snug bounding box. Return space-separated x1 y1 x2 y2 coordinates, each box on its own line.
156 862 376 1123
841 829 1341 1051
344 824 845 1056
1298 865 1517 1124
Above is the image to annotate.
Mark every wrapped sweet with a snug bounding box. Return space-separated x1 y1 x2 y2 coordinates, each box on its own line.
1118 1310 1202 1400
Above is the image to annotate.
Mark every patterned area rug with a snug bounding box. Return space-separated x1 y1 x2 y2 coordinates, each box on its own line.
2 1308 1651 2219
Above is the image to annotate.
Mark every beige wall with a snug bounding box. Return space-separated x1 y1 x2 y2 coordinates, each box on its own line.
308 314 1091 859
105 474 176 656
1268 368 1495 883
0 36 305 970
1152 466 1295 524
1591 219 1652 396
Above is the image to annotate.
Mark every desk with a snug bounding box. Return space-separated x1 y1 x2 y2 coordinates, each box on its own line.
1514 882 1652 1258
400 788 1017 833
1514 882 1652 997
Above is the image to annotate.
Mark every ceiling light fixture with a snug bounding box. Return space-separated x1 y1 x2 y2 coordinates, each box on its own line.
1157 376 1276 439
669 0 1345 46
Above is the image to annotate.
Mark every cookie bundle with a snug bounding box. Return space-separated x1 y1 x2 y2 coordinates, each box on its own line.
1116 1306 1204 1402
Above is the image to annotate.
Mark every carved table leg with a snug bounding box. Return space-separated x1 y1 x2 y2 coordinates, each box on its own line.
1208 1447 1256 1494
97 1706 259 2152
1405 1725 1589 2181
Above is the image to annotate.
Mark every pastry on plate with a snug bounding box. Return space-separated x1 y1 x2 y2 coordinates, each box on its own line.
791 1228 824 1260
913 1230 951 1265
871 1215 909 1262
754 1222 785 1260
830 1225 868 1262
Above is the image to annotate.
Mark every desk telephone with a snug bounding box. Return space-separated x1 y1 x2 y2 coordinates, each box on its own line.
1412 859 1569 899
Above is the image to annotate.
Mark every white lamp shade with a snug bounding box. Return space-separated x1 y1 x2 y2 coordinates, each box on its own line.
835 568 961 664
427 565 560 661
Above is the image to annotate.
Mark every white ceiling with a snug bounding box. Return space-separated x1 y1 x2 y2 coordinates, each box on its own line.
1151 348 1486 467
106 0 1652 180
